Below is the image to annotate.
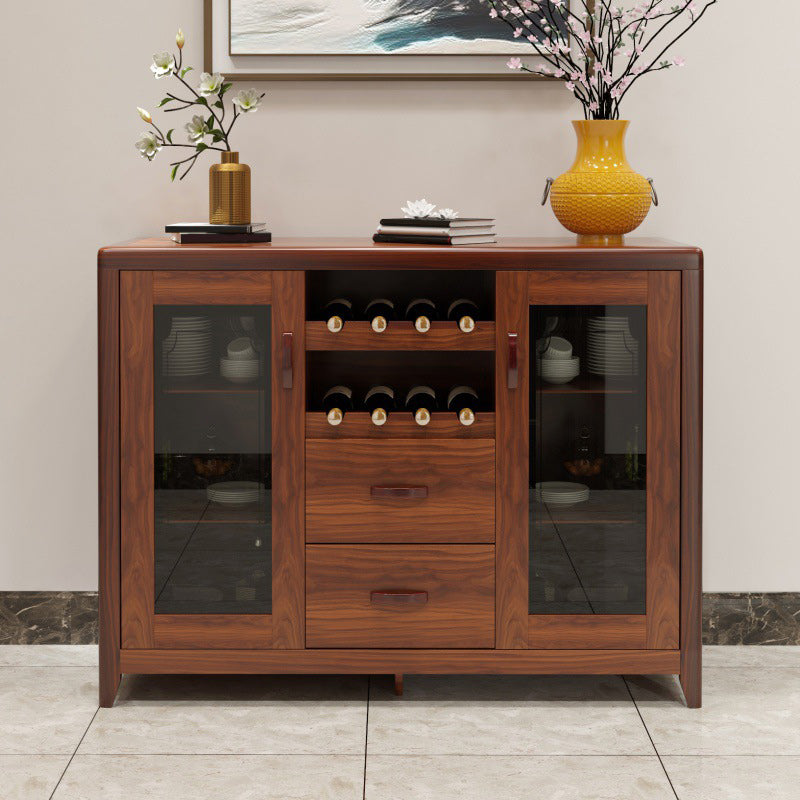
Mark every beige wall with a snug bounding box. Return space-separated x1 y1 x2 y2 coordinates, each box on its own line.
0 1 796 591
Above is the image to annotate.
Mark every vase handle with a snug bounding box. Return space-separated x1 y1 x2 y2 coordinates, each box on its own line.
647 178 659 207
541 177 554 206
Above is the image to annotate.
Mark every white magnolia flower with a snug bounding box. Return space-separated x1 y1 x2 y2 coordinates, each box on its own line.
232 88 262 113
136 106 152 123
437 208 459 219
151 51 175 79
176 28 185 49
401 198 437 218
184 114 208 142
135 131 161 161
198 72 224 97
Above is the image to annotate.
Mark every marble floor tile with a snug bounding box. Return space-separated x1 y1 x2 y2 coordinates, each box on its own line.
627 669 800 755
367 675 652 755
0 668 97 754
0 645 98 667
662 756 800 800
365 755 674 800
0 755 70 800
53 754 365 800
702 645 800 668
79 674 368 755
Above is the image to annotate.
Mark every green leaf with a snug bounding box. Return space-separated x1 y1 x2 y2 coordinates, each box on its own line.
180 66 193 78
206 116 215 129
170 164 179 181
195 142 208 152
213 100 224 109
158 97 172 107
166 129 174 144
196 96 208 106
219 82 232 96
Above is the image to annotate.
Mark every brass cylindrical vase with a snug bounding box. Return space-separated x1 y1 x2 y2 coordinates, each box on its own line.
209 151 251 225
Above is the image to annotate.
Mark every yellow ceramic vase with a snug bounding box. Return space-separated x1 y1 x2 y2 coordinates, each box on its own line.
548 120 654 246
209 151 251 225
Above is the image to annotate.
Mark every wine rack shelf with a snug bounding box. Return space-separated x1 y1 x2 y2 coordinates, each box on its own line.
306 411 495 439
305 320 495 351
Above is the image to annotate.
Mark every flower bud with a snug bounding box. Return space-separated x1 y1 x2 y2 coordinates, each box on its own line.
137 107 152 123
176 28 185 49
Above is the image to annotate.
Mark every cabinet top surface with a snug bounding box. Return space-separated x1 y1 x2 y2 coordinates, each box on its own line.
98 236 702 270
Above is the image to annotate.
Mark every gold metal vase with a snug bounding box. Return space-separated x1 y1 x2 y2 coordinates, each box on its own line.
209 151 251 225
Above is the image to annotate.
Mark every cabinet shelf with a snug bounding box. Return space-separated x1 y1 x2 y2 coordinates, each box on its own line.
160 377 265 395
531 489 645 526
306 411 495 439
535 375 638 395
306 320 495 351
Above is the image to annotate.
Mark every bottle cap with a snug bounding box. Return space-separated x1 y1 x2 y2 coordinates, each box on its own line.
371 315 387 333
327 315 343 333
414 408 431 426
458 315 475 333
458 408 475 426
415 315 431 333
326 408 343 426
371 408 388 426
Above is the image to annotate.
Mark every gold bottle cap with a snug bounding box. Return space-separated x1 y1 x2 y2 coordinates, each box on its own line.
414 408 431 426
371 408 388 426
415 315 431 333
459 408 475 426
371 316 387 333
326 408 343 426
221 151 239 163
327 315 343 333
459 316 475 333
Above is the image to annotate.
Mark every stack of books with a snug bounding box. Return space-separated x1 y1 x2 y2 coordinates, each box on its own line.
166 222 271 244
373 218 496 246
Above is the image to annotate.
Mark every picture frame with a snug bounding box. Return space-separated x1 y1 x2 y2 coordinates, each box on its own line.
204 0 554 81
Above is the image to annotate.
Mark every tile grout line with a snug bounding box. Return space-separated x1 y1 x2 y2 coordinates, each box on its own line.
623 677 680 800
47 706 99 800
363 676 370 800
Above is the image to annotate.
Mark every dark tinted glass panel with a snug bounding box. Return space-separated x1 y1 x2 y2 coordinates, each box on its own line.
153 306 271 614
529 306 646 615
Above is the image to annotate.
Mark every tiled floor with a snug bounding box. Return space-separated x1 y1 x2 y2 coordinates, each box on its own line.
1 646 798 799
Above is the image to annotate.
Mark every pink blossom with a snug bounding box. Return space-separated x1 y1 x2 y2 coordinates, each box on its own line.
513 27 523 38
507 57 523 70
673 57 686 67
489 8 497 18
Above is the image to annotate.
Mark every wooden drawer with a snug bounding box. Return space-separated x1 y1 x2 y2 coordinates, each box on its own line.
306 544 495 648
306 439 495 543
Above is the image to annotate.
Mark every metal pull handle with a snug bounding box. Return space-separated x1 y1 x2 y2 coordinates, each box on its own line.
281 332 293 389
647 177 659 207
508 332 519 389
370 485 428 499
370 590 429 607
541 177 554 205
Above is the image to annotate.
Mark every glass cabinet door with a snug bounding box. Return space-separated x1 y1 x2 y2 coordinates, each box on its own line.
496 271 680 650
120 271 304 650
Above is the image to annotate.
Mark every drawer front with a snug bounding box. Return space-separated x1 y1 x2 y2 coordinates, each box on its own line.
306 545 495 648
306 439 495 543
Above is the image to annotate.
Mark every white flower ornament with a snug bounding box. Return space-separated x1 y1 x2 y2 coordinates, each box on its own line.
197 72 224 97
232 89 263 113
401 199 437 218
437 208 459 219
151 51 175 79
184 115 208 142
135 131 161 161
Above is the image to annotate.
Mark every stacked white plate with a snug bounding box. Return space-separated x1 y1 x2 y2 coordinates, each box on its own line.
534 481 590 505
587 316 639 377
207 481 264 505
220 357 260 384
162 316 212 377
536 336 579 385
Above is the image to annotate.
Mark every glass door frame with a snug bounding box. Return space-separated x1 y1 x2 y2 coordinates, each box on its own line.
496 270 680 650
120 270 305 650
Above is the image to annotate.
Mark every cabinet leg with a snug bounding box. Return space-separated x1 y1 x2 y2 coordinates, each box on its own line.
679 665 701 709
393 673 404 696
99 672 121 708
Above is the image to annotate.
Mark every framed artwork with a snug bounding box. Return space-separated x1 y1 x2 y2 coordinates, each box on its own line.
205 0 556 80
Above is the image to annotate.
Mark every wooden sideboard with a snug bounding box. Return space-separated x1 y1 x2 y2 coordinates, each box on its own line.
98 237 702 707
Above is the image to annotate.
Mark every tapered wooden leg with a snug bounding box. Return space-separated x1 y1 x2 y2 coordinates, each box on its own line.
394 673 404 696
99 670 121 708
679 661 701 709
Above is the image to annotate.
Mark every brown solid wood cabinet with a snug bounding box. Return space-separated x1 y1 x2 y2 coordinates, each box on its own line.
98 238 702 708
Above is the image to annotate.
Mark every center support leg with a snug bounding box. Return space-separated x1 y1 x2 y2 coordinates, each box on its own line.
394 673 404 696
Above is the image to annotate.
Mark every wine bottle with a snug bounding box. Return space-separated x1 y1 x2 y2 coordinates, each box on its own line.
323 298 353 333
364 385 395 426
322 385 353 426
447 385 479 427
405 298 438 333
364 298 396 333
405 385 437 426
447 298 480 334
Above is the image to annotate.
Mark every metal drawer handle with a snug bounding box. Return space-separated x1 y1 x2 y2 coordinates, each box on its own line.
370 485 428 499
508 332 518 389
371 590 429 607
281 332 293 389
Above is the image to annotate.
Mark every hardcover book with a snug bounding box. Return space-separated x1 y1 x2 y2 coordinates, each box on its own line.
378 218 494 229
165 222 269 233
